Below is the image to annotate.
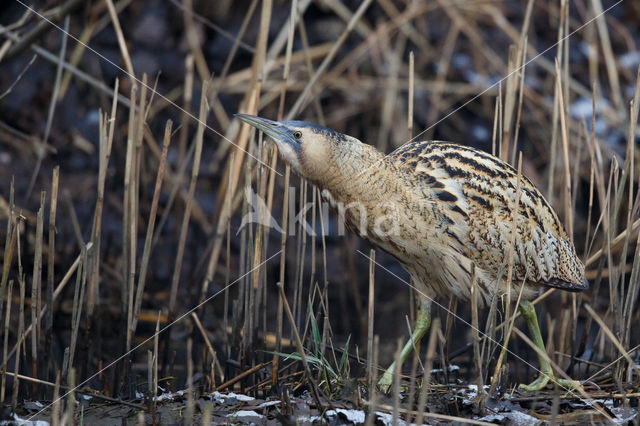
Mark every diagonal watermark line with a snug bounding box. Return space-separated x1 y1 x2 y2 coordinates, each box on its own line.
27 250 282 420
11 0 281 177
356 249 613 420
408 0 624 145
350 0 624 183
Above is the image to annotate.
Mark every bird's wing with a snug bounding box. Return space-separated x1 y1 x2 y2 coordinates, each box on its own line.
390 141 587 290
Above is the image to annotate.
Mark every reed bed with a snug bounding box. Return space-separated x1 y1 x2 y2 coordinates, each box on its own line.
0 0 639 424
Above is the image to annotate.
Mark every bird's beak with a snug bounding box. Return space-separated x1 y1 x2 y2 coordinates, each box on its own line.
235 114 290 144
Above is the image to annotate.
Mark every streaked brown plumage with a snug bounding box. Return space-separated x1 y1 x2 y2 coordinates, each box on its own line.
236 114 587 392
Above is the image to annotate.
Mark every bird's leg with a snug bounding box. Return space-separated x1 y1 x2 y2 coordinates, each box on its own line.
518 300 580 391
377 300 431 393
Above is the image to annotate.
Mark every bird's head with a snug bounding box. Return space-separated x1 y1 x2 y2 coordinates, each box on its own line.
235 114 358 183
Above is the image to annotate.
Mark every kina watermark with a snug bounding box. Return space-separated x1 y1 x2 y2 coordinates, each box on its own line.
238 185 402 238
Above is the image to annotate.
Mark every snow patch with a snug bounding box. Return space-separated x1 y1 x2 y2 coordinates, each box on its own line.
226 410 264 420
326 409 366 423
1 414 49 426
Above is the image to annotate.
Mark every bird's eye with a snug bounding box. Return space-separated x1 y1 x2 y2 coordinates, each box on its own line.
293 131 302 139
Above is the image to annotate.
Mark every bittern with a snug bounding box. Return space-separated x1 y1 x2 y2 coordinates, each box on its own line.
236 113 587 393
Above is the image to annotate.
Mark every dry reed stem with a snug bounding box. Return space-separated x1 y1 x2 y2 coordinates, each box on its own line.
181 0 210 82
170 81 209 313
88 79 118 314
1 280 13 402
376 30 404 150
12 226 25 411
367 250 375 389
45 166 59 346
0 24 132 107
271 0 297 385
415 318 440 425
555 59 575 240
57 0 133 98
7 252 83 361
374 402 495 425
287 0 374 118
190 312 223 385
0 180 15 324
30 191 45 391
131 120 172 336
276 281 324 410
104 0 135 85
489 154 523 393
202 42 267 302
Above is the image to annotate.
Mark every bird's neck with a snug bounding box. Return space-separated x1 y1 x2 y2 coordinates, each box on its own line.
312 142 388 204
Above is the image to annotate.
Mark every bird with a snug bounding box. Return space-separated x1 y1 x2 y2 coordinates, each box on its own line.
235 113 588 393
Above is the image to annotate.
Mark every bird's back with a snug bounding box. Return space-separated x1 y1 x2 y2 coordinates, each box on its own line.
386 140 586 301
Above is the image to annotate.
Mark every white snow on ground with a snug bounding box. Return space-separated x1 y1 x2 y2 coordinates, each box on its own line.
326 408 366 423
429 364 460 374
212 390 255 402
479 411 538 426
226 410 264 419
0 414 49 426
153 389 184 401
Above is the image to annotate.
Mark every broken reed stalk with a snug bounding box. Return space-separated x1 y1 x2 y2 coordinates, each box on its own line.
367 249 375 390
7 252 82 361
0 179 15 330
1 280 13 402
12 224 25 411
214 361 270 392
31 191 45 394
122 83 137 329
88 79 118 315
130 120 173 337
126 74 148 352
170 81 209 314
191 312 224 385
64 245 88 384
45 166 59 384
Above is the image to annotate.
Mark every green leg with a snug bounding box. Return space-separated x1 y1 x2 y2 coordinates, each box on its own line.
378 301 431 393
518 301 580 391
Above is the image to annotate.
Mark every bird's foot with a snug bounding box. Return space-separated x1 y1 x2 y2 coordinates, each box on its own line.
519 373 550 391
377 368 394 394
519 373 581 392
